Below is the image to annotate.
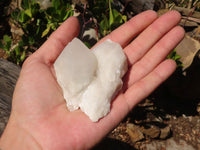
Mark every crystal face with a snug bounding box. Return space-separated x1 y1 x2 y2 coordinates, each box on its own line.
54 38 128 122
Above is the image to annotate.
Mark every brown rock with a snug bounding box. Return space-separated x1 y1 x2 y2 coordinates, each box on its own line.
172 6 200 19
126 123 144 143
176 35 200 70
179 19 198 27
121 0 155 14
197 103 200 114
160 126 171 139
140 138 196 150
140 126 160 139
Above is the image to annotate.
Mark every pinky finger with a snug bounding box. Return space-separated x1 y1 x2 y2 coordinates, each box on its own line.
124 59 176 110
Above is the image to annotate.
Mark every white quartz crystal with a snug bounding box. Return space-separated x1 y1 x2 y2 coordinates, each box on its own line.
54 38 127 122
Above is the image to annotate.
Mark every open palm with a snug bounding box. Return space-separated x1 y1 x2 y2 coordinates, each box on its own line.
1 10 184 150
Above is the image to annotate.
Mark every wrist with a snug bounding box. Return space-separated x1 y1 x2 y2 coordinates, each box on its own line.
0 115 42 150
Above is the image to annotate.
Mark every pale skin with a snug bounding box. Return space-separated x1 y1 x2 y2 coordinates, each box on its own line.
0 10 184 150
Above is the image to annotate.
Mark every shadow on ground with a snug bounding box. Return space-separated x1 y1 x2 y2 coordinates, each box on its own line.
152 51 200 116
92 137 135 150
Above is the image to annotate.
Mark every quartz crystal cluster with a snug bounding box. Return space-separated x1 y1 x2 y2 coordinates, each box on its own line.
54 38 127 122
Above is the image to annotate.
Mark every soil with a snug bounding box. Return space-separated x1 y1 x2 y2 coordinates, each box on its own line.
0 0 200 150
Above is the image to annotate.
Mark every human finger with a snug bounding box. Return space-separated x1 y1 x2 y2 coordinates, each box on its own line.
124 10 182 66
124 26 185 88
98 59 176 130
93 10 158 49
124 59 176 109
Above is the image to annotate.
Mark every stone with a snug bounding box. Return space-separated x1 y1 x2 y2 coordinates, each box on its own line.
160 126 171 139
175 35 200 70
54 38 127 122
197 104 200 114
140 125 160 139
36 0 51 9
126 123 144 143
140 138 196 150
0 59 20 136
54 38 98 111
122 0 155 14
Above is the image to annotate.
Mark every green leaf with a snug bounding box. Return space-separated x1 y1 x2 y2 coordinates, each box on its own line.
50 23 58 30
113 9 123 22
100 14 109 36
122 15 127 22
20 50 26 61
3 35 12 51
25 8 32 18
108 0 114 26
112 9 120 18
31 2 40 16
3 35 11 43
167 49 183 67
41 25 51 38
19 11 28 23
63 10 73 21
36 25 40 35
28 36 35 45
21 0 30 9
18 40 24 47
52 0 62 9
174 54 181 61
11 9 20 20
36 19 41 26
84 42 91 49
14 46 20 56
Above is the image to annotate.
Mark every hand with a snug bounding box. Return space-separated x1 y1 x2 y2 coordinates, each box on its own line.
0 10 184 150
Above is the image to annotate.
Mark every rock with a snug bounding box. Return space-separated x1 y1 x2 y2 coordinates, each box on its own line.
82 28 98 46
54 38 128 122
140 125 160 139
197 104 200 114
175 35 200 70
126 123 144 143
140 138 196 150
160 126 171 139
0 59 20 136
172 6 200 19
157 9 169 16
179 19 199 28
54 38 98 101
164 35 200 101
36 0 51 9
122 0 155 14
189 26 200 42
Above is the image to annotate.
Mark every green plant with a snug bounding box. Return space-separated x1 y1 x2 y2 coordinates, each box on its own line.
0 35 12 54
0 35 26 64
1 0 74 65
167 49 183 67
99 0 127 36
1 0 183 66
42 0 74 37
1 0 127 64
86 0 127 38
